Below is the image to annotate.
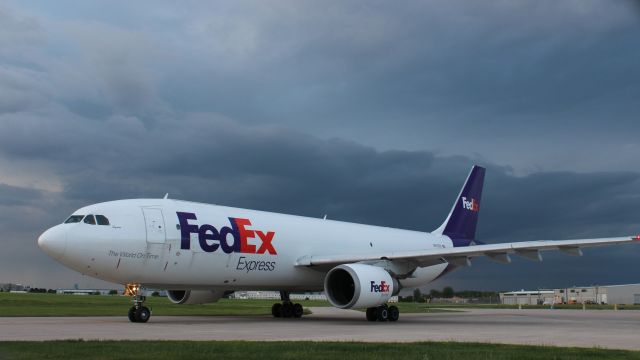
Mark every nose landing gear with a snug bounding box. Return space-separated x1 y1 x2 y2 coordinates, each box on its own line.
128 303 150 323
126 284 151 323
366 304 399 322
271 291 304 318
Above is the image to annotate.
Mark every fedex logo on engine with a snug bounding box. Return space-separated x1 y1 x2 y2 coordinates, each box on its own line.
177 212 277 255
370 281 391 293
461 197 479 212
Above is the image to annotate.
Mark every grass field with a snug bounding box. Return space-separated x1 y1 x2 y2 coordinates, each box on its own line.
1 293 637 317
1 341 639 360
0 293 327 317
0 293 464 317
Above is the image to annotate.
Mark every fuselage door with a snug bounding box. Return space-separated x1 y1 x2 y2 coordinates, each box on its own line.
143 208 166 243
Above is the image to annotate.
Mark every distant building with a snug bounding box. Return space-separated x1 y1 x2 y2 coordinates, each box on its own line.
230 291 327 300
56 289 117 295
228 291 398 302
500 284 640 305
499 290 555 305
1 283 27 292
54 288 165 296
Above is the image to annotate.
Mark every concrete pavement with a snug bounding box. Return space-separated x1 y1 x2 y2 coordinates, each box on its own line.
1 308 639 350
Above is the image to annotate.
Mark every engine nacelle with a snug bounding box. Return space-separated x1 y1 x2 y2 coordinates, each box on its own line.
324 263 399 309
166 289 224 305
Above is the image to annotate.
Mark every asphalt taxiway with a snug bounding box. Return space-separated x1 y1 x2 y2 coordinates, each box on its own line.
2 308 639 350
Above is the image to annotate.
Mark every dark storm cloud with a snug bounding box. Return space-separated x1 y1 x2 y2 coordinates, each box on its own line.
152 1 640 130
1 1 639 289
6 1 640 160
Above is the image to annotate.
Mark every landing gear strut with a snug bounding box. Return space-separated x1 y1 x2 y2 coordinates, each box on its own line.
271 291 304 319
366 304 399 322
126 284 151 323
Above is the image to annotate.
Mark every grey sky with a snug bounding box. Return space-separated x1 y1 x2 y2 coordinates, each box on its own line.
1 1 639 291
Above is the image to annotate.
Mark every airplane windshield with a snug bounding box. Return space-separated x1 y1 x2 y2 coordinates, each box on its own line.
64 215 84 224
83 215 96 225
64 214 110 225
96 215 110 226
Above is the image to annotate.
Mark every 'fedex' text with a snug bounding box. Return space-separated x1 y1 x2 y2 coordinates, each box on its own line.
177 212 277 255
370 281 391 293
461 197 479 212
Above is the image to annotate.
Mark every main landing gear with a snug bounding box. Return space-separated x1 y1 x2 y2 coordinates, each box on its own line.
366 304 399 322
271 291 304 319
126 284 151 323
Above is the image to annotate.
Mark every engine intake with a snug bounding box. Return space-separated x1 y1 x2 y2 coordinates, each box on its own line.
324 263 399 309
166 289 224 304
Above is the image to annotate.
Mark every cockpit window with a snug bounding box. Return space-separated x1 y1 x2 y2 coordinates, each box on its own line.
83 215 96 225
64 215 84 224
95 215 110 226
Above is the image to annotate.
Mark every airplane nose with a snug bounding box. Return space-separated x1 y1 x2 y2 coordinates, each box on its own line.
38 225 67 259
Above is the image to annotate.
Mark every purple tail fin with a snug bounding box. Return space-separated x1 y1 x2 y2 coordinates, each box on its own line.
433 165 485 242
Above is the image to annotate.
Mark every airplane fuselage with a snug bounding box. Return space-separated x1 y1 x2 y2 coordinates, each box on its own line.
41 199 451 291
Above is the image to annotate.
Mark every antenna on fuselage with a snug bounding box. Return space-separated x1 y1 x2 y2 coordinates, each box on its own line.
163 193 169 199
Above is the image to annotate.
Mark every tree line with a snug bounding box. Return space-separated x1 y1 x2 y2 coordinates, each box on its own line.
399 287 500 302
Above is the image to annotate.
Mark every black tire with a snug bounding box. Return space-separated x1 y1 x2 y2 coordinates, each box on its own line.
134 306 151 323
293 303 303 318
272 303 282 318
282 302 294 318
376 305 388 322
388 305 399 322
128 306 137 323
366 307 377 322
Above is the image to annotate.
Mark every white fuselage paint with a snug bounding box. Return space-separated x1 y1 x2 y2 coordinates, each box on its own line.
40 199 452 291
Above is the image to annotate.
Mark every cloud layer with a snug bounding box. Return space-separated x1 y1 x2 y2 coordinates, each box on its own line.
1 1 639 290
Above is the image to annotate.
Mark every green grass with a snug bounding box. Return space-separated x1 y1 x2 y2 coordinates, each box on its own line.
2 293 636 318
0 293 328 317
0 341 638 360
0 293 459 317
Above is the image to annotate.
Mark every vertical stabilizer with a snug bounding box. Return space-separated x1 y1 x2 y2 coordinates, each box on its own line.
433 165 485 242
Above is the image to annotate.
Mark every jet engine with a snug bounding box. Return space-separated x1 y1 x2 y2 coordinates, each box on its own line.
324 263 399 309
166 289 225 305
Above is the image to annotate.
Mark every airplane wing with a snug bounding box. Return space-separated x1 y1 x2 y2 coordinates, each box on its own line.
295 167 639 272
295 236 640 268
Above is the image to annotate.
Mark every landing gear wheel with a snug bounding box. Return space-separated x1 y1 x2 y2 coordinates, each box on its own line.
388 305 399 322
281 302 294 318
134 306 151 323
366 307 378 322
271 303 282 318
126 284 151 323
272 293 304 319
128 306 137 323
376 305 389 322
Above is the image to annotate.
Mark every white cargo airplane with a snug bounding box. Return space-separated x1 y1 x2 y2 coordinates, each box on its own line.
38 166 638 323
